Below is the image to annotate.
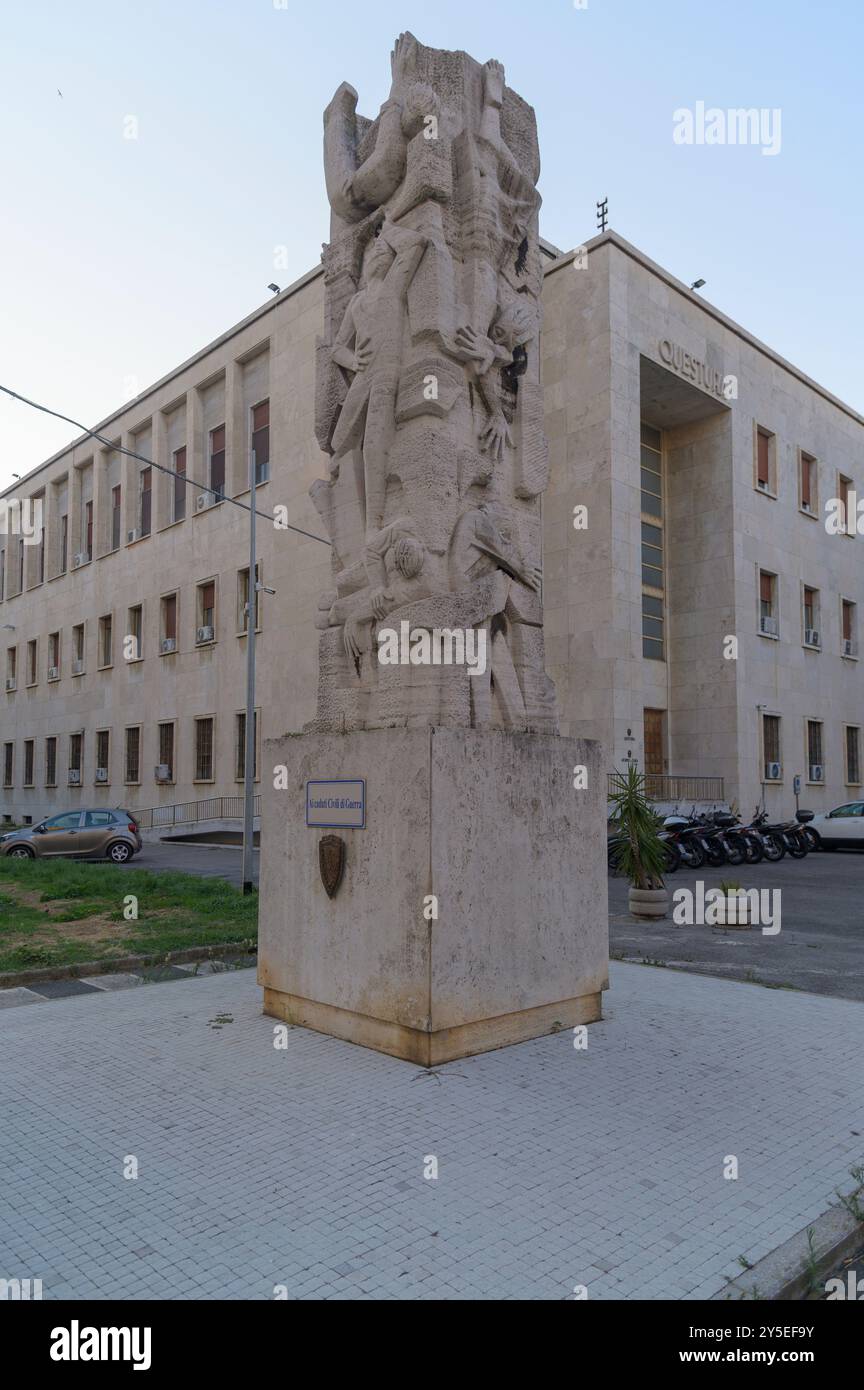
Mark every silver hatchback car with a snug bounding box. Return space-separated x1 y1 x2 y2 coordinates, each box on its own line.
0 808 143 863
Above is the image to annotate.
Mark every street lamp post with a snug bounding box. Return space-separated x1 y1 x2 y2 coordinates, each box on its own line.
242 450 259 895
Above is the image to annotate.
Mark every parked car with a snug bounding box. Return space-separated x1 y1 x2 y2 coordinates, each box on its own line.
0 808 142 862
808 801 864 850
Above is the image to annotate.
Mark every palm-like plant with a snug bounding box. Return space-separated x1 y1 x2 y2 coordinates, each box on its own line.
607 763 667 889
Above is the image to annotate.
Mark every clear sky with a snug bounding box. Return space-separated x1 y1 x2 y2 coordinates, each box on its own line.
1 0 862 489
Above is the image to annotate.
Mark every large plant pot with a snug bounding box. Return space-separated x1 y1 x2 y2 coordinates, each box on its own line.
711 895 753 930
628 886 668 920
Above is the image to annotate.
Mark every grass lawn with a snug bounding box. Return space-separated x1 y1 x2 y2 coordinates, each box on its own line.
0 857 257 975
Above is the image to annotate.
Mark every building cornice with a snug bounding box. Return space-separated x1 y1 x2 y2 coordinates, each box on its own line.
543 230 864 430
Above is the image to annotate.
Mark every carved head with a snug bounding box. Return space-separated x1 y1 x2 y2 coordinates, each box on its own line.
490 301 534 352
393 536 425 579
365 228 396 282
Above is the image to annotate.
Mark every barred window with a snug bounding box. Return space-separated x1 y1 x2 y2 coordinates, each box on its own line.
45 737 57 787
235 710 259 781
158 723 175 778
194 717 214 781
125 727 140 784
846 727 861 786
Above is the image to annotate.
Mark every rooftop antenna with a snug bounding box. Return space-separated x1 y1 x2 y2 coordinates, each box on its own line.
596 197 608 233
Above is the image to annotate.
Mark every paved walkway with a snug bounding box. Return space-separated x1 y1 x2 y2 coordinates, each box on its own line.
1 963 862 1300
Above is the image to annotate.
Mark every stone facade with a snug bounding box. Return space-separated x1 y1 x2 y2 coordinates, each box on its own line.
1 236 862 824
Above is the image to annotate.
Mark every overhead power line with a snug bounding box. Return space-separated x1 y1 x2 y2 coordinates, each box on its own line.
0 383 331 546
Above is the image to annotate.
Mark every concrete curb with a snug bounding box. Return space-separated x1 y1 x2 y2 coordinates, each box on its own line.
714 1197 864 1301
0 941 257 990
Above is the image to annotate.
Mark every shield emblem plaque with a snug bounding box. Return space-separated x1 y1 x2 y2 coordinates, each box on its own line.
318 834 346 898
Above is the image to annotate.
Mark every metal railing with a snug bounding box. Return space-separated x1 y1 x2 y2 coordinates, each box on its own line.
607 773 725 803
135 794 261 832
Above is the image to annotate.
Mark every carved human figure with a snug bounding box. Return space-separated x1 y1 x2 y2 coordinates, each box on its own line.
325 517 431 664
329 217 431 537
452 300 536 461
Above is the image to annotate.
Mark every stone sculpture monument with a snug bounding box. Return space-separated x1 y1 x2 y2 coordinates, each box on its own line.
258 34 607 1064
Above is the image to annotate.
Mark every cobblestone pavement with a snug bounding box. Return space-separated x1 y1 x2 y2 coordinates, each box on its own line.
1 963 862 1300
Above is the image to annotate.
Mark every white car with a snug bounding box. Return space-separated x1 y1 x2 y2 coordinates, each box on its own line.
809 801 864 850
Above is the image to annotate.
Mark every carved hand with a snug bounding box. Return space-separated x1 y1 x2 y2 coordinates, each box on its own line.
391 32 419 90
453 325 495 373
369 587 393 621
353 337 374 372
480 411 513 461
484 59 506 108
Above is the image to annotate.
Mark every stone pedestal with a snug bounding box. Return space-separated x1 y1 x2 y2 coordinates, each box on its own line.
258 728 608 1065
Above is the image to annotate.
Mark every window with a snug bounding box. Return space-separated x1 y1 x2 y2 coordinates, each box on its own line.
139 467 152 537
802 587 820 647
763 714 782 780
85 500 93 561
60 512 68 572
641 524 664 590
237 564 261 633
196 580 216 643
209 425 226 500
846 726 861 786
72 623 85 673
161 592 178 651
126 605 143 662
842 599 857 657
6 646 16 690
124 726 141 784
755 426 775 494
0 546 5 600
194 717 215 781
807 720 824 782
235 709 259 781
640 423 664 660
173 446 187 522
759 571 778 636
799 452 817 515
111 484 122 550
26 639 37 686
17 537 24 592
45 736 57 787
48 631 60 679
838 474 853 535
3 743 13 787
98 614 113 668
643 709 665 778
23 739 34 787
157 722 175 781
69 734 83 776
96 729 110 781
251 400 270 484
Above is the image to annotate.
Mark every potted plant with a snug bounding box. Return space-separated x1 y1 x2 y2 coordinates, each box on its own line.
608 764 669 919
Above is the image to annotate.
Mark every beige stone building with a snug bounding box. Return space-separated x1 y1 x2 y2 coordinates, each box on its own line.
1 231 861 830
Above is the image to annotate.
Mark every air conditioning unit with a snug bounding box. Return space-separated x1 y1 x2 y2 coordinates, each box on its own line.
95 768 108 783
809 764 824 783
801 499 812 513
155 764 172 782
73 551 86 568
68 769 81 785
48 665 59 681
196 625 214 644
843 639 856 657
760 615 779 636
72 659 84 675
160 637 177 654
4 678 15 692
196 492 214 513
757 477 769 491
805 628 820 647
765 762 782 781
127 528 140 545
